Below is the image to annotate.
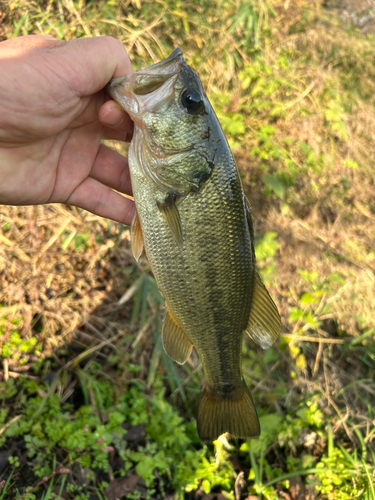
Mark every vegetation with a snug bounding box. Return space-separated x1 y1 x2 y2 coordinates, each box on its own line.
0 0 374 498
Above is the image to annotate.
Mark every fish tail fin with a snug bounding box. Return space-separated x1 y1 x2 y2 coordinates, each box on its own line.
197 380 260 442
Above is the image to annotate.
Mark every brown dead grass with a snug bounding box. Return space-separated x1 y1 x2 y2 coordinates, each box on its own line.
0 204 137 357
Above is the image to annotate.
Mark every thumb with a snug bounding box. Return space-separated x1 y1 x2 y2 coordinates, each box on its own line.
58 36 135 96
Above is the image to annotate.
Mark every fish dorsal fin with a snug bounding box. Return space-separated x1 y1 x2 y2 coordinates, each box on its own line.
157 193 183 253
131 211 144 262
244 195 256 262
245 271 281 349
162 305 193 365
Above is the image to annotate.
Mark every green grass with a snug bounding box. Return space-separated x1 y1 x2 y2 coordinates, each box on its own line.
0 0 375 498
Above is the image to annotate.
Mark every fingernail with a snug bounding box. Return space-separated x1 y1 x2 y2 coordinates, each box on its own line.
101 110 124 127
113 117 124 127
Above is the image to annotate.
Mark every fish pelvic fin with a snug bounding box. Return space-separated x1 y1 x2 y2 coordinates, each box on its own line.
131 211 144 262
197 380 260 443
162 305 193 365
245 271 281 350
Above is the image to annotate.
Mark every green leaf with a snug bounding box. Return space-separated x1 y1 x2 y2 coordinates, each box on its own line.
289 307 303 323
264 174 286 198
255 232 279 260
220 113 245 136
343 158 358 169
325 102 344 122
300 292 318 306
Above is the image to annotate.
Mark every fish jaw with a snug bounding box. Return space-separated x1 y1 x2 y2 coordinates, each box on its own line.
106 49 183 121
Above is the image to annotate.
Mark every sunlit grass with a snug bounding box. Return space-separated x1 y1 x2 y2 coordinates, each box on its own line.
0 0 375 498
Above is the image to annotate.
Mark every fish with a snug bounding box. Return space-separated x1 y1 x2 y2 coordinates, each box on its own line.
106 48 281 442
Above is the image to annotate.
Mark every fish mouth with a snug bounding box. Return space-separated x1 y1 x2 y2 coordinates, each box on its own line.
106 48 184 119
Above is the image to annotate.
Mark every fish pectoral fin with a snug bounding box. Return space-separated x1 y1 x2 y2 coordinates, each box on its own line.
245 271 281 349
131 210 144 262
197 380 260 442
157 193 183 253
162 306 193 365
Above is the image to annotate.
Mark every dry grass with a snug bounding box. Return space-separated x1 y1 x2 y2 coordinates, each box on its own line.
0 204 137 363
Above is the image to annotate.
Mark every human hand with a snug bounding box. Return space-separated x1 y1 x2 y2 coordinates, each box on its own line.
0 35 135 225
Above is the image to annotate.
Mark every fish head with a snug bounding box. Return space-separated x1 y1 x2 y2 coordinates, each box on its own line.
107 49 218 194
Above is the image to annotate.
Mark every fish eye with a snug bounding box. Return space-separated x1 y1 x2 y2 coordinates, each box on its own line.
180 88 204 114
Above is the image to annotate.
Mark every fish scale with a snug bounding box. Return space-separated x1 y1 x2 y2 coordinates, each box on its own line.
107 48 281 442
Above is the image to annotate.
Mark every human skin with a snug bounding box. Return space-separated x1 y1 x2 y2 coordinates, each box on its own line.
0 35 135 225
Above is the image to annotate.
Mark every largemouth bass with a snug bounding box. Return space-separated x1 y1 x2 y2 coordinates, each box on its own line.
107 49 281 442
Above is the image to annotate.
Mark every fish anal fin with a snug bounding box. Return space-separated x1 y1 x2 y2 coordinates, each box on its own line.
162 305 192 365
157 193 183 253
131 211 144 262
246 271 281 349
197 380 260 442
